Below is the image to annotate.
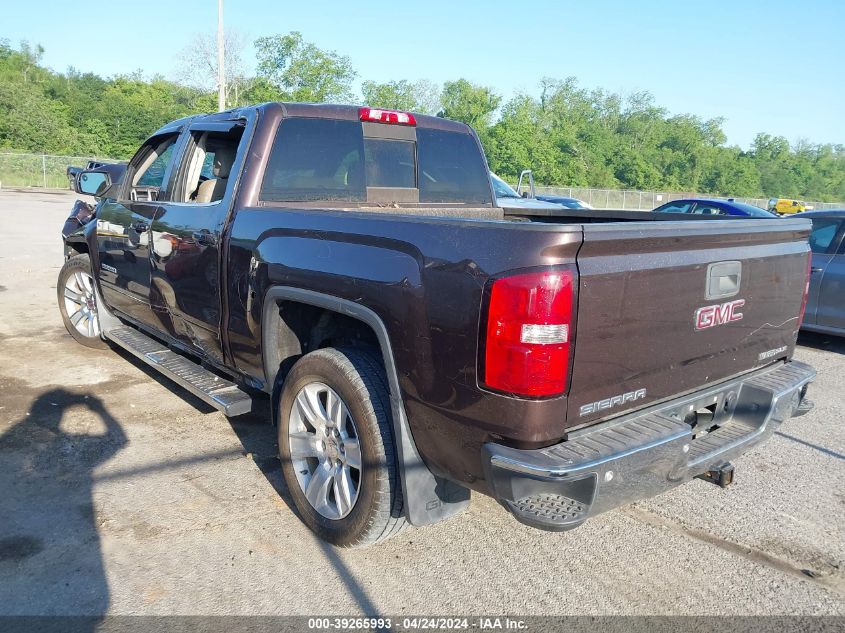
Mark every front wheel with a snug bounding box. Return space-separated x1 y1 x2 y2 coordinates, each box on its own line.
57 253 108 349
277 347 407 547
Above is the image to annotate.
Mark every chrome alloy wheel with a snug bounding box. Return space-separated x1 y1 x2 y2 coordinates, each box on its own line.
63 270 100 339
288 382 362 520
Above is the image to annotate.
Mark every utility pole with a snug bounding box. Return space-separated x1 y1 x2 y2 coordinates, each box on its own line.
217 0 225 111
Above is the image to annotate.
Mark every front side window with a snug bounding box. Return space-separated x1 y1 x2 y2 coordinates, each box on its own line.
128 135 179 201
136 144 174 188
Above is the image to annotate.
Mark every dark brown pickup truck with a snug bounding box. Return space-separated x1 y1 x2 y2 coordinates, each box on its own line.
60 102 815 547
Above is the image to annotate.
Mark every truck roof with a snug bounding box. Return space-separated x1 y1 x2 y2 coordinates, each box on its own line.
151 102 471 137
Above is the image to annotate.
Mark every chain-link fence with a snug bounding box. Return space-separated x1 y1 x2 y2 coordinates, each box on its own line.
3 152 843 211
0 152 114 190
535 185 844 211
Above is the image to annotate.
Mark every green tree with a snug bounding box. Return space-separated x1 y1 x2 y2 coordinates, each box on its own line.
254 32 356 103
361 79 441 114
487 94 565 184
0 80 79 153
1 39 844 202
439 79 501 133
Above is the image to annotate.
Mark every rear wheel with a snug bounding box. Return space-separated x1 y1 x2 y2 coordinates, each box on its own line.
277 347 407 547
57 254 108 349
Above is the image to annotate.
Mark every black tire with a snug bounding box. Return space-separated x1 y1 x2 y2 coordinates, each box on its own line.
57 254 108 349
277 347 407 547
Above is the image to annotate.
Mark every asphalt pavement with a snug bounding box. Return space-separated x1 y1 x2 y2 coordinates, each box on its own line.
0 190 842 616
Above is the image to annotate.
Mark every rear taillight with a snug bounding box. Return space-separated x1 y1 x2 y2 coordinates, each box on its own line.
359 107 416 126
798 254 811 328
482 270 575 398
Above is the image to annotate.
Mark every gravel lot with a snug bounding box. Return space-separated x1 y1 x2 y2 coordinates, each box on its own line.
0 190 843 616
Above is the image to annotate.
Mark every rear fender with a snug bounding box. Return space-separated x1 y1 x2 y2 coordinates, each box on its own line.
262 286 470 527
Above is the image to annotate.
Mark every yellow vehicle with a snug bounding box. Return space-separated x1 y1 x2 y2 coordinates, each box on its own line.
768 198 809 214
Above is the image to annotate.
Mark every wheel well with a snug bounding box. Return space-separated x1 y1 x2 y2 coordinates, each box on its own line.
66 240 89 256
268 300 381 386
261 287 472 526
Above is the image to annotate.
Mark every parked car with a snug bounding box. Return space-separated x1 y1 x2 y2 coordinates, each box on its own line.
535 194 593 209
788 210 845 336
490 172 563 210
510 170 592 208
61 102 814 547
769 198 809 214
654 198 778 218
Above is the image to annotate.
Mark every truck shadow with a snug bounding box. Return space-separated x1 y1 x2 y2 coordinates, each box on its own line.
775 431 845 461
76 342 388 618
109 346 217 414
0 389 126 625
797 330 845 355
227 401 386 619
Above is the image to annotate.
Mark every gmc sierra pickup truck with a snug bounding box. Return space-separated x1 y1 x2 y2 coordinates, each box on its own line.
61 102 815 547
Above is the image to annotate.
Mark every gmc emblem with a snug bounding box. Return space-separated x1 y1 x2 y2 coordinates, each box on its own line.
695 299 745 330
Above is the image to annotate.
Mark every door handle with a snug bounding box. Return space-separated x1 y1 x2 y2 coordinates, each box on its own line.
131 221 149 233
811 267 824 273
192 230 217 246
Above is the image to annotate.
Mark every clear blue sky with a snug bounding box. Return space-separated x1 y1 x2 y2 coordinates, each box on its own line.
3 0 843 149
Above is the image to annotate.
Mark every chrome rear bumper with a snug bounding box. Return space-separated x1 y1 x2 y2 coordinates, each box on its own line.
482 361 816 531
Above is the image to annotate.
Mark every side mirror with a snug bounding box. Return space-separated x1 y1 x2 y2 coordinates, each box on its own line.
516 169 536 199
66 166 82 190
76 170 111 197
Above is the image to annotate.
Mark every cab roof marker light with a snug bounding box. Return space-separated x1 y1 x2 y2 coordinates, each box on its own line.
359 107 417 126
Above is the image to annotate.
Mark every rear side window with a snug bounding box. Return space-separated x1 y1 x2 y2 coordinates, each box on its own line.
261 119 365 202
417 128 491 204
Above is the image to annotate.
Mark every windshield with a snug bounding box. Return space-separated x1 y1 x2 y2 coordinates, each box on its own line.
490 173 519 198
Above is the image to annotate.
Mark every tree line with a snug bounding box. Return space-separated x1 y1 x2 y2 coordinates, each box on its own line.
1 35 843 201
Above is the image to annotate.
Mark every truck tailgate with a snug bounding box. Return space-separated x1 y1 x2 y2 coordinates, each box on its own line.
567 219 811 428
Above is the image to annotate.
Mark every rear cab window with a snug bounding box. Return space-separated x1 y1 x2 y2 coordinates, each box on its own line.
259 118 491 206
